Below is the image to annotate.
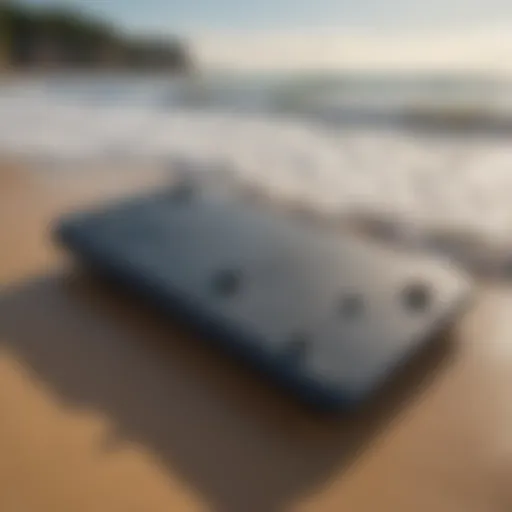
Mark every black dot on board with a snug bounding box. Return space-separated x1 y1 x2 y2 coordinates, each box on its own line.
402 282 431 312
211 268 243 297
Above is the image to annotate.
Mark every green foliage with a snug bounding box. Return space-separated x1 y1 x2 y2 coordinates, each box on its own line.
1 3 112 41
0 1 190 70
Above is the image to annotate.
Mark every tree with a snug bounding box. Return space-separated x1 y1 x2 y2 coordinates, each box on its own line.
0 2 191 71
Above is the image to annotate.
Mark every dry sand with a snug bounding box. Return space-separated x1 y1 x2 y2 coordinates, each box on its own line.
0 162 511 512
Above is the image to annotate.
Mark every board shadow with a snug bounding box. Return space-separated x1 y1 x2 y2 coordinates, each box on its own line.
0 270 457 512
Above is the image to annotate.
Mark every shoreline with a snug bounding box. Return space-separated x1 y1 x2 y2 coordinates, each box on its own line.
3 155 512 283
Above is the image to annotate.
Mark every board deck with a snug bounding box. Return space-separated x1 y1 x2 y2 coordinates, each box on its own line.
54 183 472 410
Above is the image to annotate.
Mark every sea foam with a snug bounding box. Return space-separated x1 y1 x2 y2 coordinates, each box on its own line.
2 80 512 275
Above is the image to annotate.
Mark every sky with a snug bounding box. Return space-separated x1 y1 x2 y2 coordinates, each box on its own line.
18 0 512 72
19 0 512 34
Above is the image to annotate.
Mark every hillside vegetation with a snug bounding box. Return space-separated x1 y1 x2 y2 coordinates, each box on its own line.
0 3 191 72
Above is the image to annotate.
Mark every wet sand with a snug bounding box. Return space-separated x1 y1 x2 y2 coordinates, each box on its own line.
0 162 511 512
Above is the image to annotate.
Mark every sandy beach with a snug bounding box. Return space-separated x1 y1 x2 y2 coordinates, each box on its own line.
0 161 511 511
5 0 512 506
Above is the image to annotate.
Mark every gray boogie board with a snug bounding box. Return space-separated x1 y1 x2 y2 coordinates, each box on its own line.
54 181 472 411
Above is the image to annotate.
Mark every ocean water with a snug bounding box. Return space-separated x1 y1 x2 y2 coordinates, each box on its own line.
3 71 512 274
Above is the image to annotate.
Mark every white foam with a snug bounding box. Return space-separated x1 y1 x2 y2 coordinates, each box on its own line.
2 82 512 274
